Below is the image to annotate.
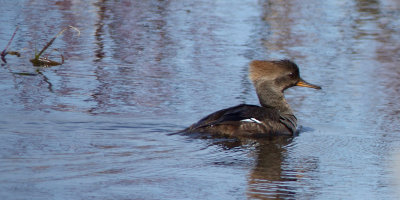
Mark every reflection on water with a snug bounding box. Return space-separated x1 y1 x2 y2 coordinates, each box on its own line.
1 0 400 199
247 138 297 199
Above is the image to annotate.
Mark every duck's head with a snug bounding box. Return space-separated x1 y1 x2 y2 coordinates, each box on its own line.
249 59 321 92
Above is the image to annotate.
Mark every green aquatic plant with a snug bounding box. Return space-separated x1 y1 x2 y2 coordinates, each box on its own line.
30 25 80 67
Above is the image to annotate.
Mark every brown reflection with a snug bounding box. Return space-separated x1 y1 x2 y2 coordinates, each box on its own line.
355 0 379 15
89 0 111 114
372 0 400 132
93 0 107 62
205 136 300 199
260 0 304 60
246 138 297 199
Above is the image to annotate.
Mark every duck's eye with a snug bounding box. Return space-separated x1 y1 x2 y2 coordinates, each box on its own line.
288 72 295 78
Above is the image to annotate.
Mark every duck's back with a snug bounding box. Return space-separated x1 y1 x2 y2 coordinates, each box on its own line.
184 104 296 137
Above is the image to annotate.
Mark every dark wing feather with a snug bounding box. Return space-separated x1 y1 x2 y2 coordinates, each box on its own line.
188 104 280 130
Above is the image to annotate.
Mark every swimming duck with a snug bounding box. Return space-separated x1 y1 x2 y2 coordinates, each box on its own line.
183 59 321 137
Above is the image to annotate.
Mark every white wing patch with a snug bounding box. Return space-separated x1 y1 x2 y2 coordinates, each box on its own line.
241 118 262 124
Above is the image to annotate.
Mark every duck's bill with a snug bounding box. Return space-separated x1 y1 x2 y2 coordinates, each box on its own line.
296 79 321 89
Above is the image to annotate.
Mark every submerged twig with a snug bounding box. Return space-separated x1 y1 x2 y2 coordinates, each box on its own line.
1 26 19 63
30 25 80 67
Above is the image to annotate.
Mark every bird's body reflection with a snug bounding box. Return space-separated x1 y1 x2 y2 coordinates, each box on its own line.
185 133 298 199
247 137 296 199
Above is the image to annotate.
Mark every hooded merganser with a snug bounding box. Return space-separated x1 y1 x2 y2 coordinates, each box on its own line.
183 59 321 137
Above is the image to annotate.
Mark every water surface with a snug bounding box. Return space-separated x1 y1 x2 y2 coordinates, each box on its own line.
1 0 400 199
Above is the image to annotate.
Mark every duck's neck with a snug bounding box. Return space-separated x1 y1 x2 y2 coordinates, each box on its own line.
254 81 293 115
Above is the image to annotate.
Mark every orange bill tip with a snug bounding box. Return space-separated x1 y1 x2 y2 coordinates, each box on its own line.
296 79 321 90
